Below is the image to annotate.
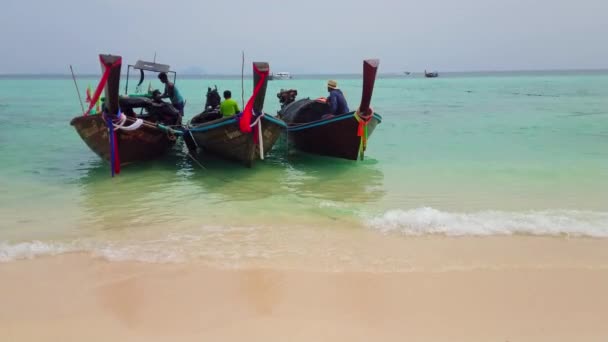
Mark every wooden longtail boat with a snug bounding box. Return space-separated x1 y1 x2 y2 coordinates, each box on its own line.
70 55 178 169
278 59 382 161
186 62 287 167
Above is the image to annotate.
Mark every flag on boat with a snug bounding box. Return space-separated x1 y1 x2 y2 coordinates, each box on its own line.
85 85 92 103
85 85 98 114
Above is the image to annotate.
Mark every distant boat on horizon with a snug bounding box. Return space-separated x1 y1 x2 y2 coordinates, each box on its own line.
403 71 411 75
269 72 292 80
424 70 439 78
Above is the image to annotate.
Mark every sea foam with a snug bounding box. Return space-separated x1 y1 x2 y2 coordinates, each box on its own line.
0 240 184 263
0 241 72 262
366 207 608 237
2 209 608 264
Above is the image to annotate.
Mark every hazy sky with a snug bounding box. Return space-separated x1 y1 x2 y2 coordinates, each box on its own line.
1 0 606 74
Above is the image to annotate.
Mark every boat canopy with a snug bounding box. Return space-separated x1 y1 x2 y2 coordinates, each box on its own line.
125 60 177 95
133 60 171 73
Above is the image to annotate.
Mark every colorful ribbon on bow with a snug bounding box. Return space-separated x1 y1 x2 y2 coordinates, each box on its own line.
354 107 373 161
239 64 268 136
84 56 122 116
105 110 121 177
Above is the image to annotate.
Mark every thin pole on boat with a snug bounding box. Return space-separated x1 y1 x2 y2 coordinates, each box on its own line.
241 50 245 109
69 65 85 114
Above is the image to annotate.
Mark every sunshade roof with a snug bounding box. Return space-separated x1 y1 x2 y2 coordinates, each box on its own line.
132 60 171 73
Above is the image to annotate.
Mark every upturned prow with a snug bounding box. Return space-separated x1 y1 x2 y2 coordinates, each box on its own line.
252 62 270 113
359 59 379 114
99 54 122 115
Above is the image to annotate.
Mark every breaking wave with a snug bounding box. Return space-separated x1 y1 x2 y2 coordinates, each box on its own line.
0 240 185 263
3 208 608 264
366 207 608 237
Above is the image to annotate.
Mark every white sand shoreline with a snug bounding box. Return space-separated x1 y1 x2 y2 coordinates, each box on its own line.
2 234 608 271
1 236 608 341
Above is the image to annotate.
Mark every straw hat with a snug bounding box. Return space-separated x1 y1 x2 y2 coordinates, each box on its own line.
327 80 338 89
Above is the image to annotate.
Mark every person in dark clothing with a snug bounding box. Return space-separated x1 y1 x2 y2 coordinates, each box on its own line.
158 72 185 116
150 89 180 125
326 80 349 115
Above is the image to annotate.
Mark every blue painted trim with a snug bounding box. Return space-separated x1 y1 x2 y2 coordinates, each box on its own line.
373 113 383 122
263 115 288 128
188 118 237 133
189 114 287 132
288 112 382 132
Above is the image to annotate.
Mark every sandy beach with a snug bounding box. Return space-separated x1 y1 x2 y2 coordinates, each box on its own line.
2 0 608 340
1 236 608 342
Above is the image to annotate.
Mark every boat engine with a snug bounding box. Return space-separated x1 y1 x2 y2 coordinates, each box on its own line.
277 89 298 108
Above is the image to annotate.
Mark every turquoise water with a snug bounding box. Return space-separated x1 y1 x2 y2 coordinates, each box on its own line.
1 72 608 264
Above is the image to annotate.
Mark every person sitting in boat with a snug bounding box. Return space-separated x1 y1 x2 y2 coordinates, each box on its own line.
326 80 350 115
149 89 180 125
158 72 185 116
220 90 240 117
205 86 221 111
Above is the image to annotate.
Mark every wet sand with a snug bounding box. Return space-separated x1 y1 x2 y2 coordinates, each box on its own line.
1 236 608 341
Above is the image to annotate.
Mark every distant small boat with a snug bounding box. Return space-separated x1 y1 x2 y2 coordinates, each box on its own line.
424 70 439 78
269 72 292 80
403 71 411 75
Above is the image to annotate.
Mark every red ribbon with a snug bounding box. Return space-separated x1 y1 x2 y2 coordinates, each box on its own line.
239 64 268 134
357 120 365 137
84 56 122 115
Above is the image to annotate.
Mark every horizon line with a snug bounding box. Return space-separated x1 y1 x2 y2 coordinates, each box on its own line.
1 68 608 77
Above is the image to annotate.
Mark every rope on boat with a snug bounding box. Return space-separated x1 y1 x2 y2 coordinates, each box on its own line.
103 111 121 177
250 112 265 160
183 128 199 151
155 123 180 143
186 150 207 170
157 124 185 136
354 107 374 161
112 113 144 131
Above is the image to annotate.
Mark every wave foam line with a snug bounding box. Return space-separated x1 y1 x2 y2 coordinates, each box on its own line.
0 240 184 263
366 207 608 237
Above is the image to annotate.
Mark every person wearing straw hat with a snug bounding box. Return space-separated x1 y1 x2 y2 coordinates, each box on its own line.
326 79 350 115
